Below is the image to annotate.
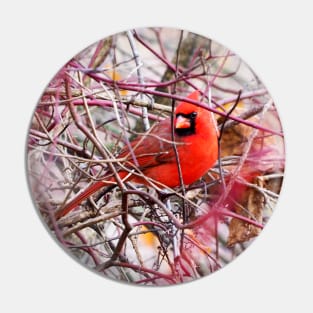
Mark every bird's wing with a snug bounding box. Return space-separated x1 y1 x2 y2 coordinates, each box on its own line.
118 118 180 170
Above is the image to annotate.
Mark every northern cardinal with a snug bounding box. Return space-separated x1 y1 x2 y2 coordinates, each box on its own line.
55 90 219 219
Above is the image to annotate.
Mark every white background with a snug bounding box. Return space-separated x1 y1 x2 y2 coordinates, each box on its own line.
1 1 312 312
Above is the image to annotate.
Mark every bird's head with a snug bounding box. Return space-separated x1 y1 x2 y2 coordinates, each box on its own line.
174 90 218 138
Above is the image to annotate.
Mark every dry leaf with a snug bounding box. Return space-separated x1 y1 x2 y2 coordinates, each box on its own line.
227 177 264 246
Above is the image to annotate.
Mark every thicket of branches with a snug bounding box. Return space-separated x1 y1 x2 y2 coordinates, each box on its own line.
27 28 285 285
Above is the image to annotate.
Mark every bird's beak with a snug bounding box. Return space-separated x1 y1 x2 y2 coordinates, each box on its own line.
175 115 191 129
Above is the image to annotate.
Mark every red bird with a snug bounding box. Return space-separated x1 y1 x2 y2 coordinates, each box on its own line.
55 91 218 219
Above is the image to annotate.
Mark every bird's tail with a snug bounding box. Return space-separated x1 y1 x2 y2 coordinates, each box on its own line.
54 180 114 220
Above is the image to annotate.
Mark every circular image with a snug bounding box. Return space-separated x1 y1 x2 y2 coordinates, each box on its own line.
27 27 285 286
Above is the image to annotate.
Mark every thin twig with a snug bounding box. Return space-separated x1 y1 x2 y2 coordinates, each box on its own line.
127 30 150 131
69 62 282 136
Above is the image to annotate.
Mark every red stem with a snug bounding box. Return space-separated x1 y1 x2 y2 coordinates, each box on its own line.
110 261 176 283
68 72 281 136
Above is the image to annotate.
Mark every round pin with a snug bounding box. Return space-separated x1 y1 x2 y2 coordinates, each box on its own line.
26 27 285 286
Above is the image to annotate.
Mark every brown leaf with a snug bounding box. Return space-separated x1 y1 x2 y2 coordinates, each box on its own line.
227 177 264 247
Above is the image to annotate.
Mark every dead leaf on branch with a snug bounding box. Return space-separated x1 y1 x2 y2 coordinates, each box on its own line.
217 100 284 246
227 177 264 247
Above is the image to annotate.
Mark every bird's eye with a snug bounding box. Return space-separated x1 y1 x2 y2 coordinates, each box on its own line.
190 112 197 119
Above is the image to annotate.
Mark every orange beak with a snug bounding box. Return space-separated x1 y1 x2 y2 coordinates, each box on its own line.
175 115 191 129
